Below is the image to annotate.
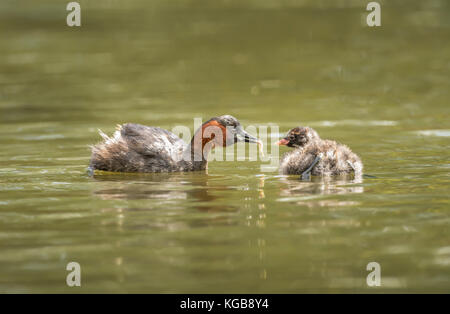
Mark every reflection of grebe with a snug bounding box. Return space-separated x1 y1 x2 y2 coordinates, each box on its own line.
277 127 363 179
91 172 209 200
92 174 190 201
91 172 239 212
89 115 260 173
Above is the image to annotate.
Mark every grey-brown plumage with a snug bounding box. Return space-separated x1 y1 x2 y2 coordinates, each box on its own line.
278 127 363 177
89 115 260 173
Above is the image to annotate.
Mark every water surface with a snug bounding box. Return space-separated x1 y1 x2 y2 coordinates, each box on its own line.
0 0 449 293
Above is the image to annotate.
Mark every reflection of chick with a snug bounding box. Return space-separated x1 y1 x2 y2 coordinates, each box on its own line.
279 176 364 208
280 176 364 197
278 127 363 179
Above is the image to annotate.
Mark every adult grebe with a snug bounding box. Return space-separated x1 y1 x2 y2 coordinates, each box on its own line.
89 115 261 173
277 126 363 179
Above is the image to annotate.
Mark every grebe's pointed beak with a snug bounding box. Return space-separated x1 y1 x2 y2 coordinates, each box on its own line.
276 138 289 146
236 127 260 144
235 127 264 157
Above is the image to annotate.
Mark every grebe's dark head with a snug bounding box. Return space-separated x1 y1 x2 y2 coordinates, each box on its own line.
277 126 320 148
202 115 260 147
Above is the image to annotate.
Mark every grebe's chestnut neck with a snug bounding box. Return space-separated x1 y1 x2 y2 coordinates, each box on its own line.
187 115 261 163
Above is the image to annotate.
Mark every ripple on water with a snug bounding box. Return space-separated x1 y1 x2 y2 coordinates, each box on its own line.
20 134 65 141
415 130 450 137
434 246 450 266
311 120 398 127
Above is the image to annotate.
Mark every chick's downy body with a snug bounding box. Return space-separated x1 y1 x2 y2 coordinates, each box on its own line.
278 127 363 177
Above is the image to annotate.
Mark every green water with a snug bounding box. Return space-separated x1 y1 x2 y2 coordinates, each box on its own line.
0 0 449 293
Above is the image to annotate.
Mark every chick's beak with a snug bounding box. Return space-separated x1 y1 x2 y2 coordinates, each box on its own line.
277 138 290 146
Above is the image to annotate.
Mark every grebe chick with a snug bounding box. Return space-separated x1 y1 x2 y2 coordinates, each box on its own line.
89 115 261 173
277 127 363 180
